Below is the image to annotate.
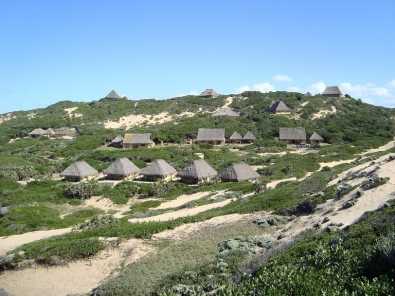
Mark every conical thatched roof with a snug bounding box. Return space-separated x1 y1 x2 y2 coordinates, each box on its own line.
279 127 306 141
230 132 243 140
197 128 225 142
29 128 48 136
322 86 342 96
123 133 154 145
178 159 218 180
104 158 140 177
200 89 219 97
269 100 292 113
243 131 256 141
310 132 324 141
140 159 177 177
219 163 260 182
61 161 98 179
105 90 122 99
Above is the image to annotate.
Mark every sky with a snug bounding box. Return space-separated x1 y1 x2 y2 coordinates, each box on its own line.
0 0 395 113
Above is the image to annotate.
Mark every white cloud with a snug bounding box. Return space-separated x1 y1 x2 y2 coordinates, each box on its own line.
389 80 395 88
236 82 275 94
273 74 292 82
339 82 393 98
309 81 327 94
287 86 301 92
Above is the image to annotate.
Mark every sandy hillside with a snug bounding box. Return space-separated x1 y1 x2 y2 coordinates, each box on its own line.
64 107 83 119
0 239 152 296
312 106 337 120
154 192 211 210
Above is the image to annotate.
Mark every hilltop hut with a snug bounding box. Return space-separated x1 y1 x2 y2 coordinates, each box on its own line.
29 128 51 138
140 159 177 181
178 159 218 184
104 90 122 99
229 132 243 144
53 127 78 139
200 89 219 98
279 128 307 145
322 86 342 98
269 100 292 114
219 163 260 182
196 128 225 145
212 107 240 117
310 132 324 146
104 158 140 180
123 133 155 149
109 136 123 148
61 161 98 182
243 131 256 143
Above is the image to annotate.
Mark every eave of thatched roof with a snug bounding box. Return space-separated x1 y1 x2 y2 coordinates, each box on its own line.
279 127 307 141
322 86 342 96
196 128 225 141
123 133 154 145
178 159 217 180
310 132 324 141
230 132 243 140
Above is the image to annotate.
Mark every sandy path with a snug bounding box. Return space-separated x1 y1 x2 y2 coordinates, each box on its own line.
359 138 395 155
0 228 72 256
152 213 253 240
0 239 152 296
312 106 337 120
128 199 233 223
154 192 211 210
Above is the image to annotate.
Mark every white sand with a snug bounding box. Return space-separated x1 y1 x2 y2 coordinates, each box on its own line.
0 113 15 125
64 107 83 119
0 228 72 256
128 199 233 223
312 106 337 120
154 192 211 210
0 239 152 296
104 111 195 129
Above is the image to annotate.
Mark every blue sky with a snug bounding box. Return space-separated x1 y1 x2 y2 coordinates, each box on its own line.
1 0 395 113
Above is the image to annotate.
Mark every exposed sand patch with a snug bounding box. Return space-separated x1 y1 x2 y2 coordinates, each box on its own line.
300 101 310 107
0 113 15 125
154 192 211 210
0 239 152 296
64 107 83 119
81 196 133 219
312 105 337 120
266 177 297 189
104 111 195 129
359 138 395 155
128 199 233 223
152 213 252 240
223 96 233 107
0 228 72 256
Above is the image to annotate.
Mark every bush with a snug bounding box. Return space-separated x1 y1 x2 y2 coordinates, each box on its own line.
64 181 98 199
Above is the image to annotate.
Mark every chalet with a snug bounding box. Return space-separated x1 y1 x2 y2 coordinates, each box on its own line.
212 107 240 117
196 128 225 145
269 100 292 114
310 132 324 146
104 90 123 99
243 131 256 143
322 86 342 98
140 159 177 181
61 161 98 182
229 132 243 144
219 163 260 182
279 127 307 145
123 133 155 149
178 159 218 184
109 136 123 148
104 158 140 180
53 127 78 139
200 89 219 98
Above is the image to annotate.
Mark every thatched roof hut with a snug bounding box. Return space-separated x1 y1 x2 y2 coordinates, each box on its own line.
229 132 243 143
310 132 324 142
243 131 256 142
29 128 49 137
140 159 177 180
219 163 259 182
61 161 98 181
200 89 219 98
109 135 123 148
279 128 307 143
196 128 225 144
178 159 218 184
123 133 154 148
269 100 292 113
322 86 342 97
105 90 122 99
53 127 78 138
104 158 140 179
212 107 240 117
